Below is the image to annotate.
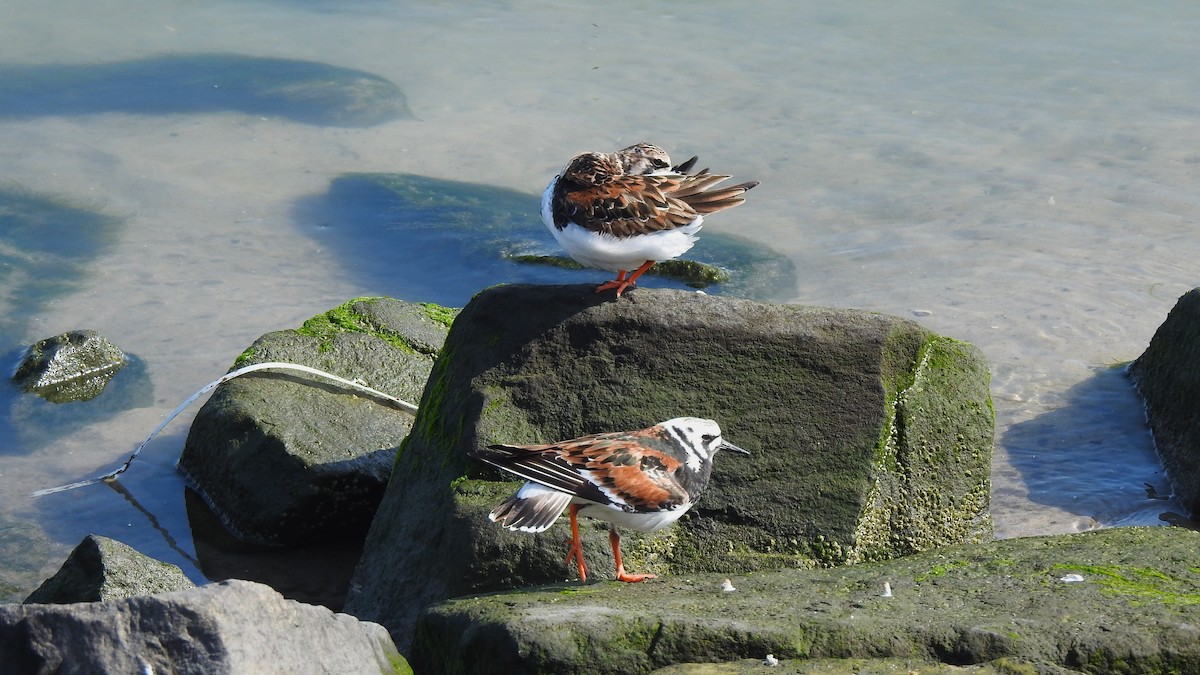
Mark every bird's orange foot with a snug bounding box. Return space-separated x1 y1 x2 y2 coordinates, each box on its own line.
614 565 656 583
594 278 636 297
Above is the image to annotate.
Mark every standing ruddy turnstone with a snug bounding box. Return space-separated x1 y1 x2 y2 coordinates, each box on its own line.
469 417 750 583
541 143 758 298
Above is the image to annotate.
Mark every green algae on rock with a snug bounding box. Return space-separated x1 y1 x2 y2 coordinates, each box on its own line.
413 527 1200 674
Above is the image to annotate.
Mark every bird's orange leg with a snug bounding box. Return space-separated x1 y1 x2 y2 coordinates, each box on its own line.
595 261 656 298
564 504 589 583
610 526 656 583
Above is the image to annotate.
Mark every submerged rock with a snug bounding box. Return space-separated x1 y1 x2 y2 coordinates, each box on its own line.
413 526 1200 673
0 53 412 127
297 173 796 307
345 284 993 650
179 297 455 546
12 330 126 403
3 579 407 674
24 534 195 604
1129 287 1200 517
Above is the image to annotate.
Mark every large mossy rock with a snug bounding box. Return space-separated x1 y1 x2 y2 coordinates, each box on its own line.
24 535 195 604
179 297 454 545
1129 288 1200 516
345 284 994 649
3 579 408 674
412 526 1200 674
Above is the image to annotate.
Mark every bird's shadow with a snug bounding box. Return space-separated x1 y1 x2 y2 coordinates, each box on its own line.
998 364 1176 531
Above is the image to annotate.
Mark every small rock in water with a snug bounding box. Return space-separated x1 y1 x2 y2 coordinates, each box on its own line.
12 330 127 403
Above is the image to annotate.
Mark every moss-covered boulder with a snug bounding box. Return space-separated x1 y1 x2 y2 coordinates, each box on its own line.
1129 288 1200 516
178 297 455 545
413 526 1200 674
24 535 195 604
345 284 993 649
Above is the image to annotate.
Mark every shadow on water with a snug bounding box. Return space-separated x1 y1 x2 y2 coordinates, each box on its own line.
293 172 797 307
999 364 1177 531
0 186 123 339
0 53 412 127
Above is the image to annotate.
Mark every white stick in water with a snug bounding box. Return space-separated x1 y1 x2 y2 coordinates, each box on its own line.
31 361 419 497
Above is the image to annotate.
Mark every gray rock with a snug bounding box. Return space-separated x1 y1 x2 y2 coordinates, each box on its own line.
12 330 126 403
24 535 195 604
1129 287 1200 516
178 297 455 546
2 579 408 674
345 284 994 650
413 526 1200 674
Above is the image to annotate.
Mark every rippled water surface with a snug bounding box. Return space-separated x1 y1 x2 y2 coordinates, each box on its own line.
2 1 1197 600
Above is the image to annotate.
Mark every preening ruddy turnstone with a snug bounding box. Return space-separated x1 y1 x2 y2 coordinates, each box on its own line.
469 417 749 583
540 143 759 298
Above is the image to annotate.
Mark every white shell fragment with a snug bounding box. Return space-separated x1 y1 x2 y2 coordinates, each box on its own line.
1060 573 1085 583
720 578 736 592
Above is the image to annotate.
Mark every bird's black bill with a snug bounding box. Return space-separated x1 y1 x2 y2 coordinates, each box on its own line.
721 440 751 456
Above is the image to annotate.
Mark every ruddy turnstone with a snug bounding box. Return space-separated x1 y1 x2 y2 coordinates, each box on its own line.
540 143 758 298
469 417 749 583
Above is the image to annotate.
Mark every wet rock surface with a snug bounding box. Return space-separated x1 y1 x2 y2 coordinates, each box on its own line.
12 330 126 403
1129 287 1200 516
345 284 994 651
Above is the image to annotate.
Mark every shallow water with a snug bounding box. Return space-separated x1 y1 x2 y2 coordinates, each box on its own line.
1 0 1196 601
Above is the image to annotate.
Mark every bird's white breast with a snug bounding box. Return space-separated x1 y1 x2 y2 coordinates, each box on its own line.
541 175 703 273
